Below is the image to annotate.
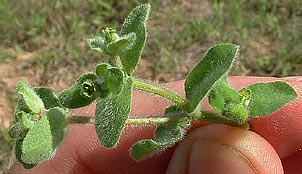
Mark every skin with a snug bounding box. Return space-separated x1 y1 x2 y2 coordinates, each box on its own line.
11 76 302 174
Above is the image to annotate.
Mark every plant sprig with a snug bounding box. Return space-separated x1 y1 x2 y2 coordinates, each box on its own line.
9 4 298 168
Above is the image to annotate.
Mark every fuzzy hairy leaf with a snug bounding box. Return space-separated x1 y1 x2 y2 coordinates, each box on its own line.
155 119 190 144
164 105 185 118
15 140 36 169
185 44 239 112
47 107 66 149
17 81 44 113
247 81 298 117
96 64 124 94
120 4 150 75
34 87 61 109
87 36 106 52
130 118 190 161
8 122 26 140
209 77 240 114
130 140 163 161
20 108 66 165
21 113 34 129
107 33 136 55
21 116 54 164
59 73 98 108
95 77 133 147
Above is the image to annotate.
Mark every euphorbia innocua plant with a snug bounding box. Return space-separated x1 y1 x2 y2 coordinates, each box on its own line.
8 4 298 169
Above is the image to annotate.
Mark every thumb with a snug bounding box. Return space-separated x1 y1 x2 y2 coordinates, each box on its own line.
166 124 283 174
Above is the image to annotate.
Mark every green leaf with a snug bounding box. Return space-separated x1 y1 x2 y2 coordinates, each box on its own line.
59 73 98 108
47 107 66 149
105 68 124 93
96 64 124 94
21 116 54 164
209 77 240 114
102 27 118 44
120 4 150 75
95 63 110 76
107 33 136 55
15 99 31 120
130 140 163 161
76 73 98 84
130 118 190 161
21 113 34 129
185 44 239 112
247 81 298 117
59 84 96 108
17 81 44 113
16 108 66 165
87 36 106 52
8 122 26 140
34 87 61 109
95 77 133 147
155 119 190 144
164 105 185 118
15 140 36 169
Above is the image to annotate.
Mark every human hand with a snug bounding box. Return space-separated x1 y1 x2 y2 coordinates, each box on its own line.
11 76 302 174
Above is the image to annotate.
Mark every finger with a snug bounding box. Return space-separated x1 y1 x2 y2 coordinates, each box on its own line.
166 124 283 174
166 76 302 159
12 124 174 174
228 76 302 159
282 150 302 174
13 76 302 173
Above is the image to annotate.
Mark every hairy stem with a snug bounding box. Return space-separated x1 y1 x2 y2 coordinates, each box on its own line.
191 110 249 129
66 115 183 125
67 111 248 129
132 78 188 107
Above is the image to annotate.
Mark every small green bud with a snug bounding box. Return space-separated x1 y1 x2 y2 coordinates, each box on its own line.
82 81 96 98
227 104 249 123
239 88 252 106
59 73 99 108
59 83 97 109
87 36 106 53
102 27 118 44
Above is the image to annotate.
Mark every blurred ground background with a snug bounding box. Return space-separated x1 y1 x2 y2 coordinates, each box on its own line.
0 0 302 171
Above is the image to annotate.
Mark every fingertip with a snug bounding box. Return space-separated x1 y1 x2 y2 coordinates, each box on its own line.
167 124 283 174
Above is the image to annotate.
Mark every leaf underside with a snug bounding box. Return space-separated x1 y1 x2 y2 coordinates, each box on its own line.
95 77 133 147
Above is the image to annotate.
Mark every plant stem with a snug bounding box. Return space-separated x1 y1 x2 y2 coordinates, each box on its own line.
67 111 248 129
132 78 188 107
66 115 183 125
113 55 123 68
190 110 249 129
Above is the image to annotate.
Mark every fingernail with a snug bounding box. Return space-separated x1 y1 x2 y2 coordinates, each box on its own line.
189 140 257 174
